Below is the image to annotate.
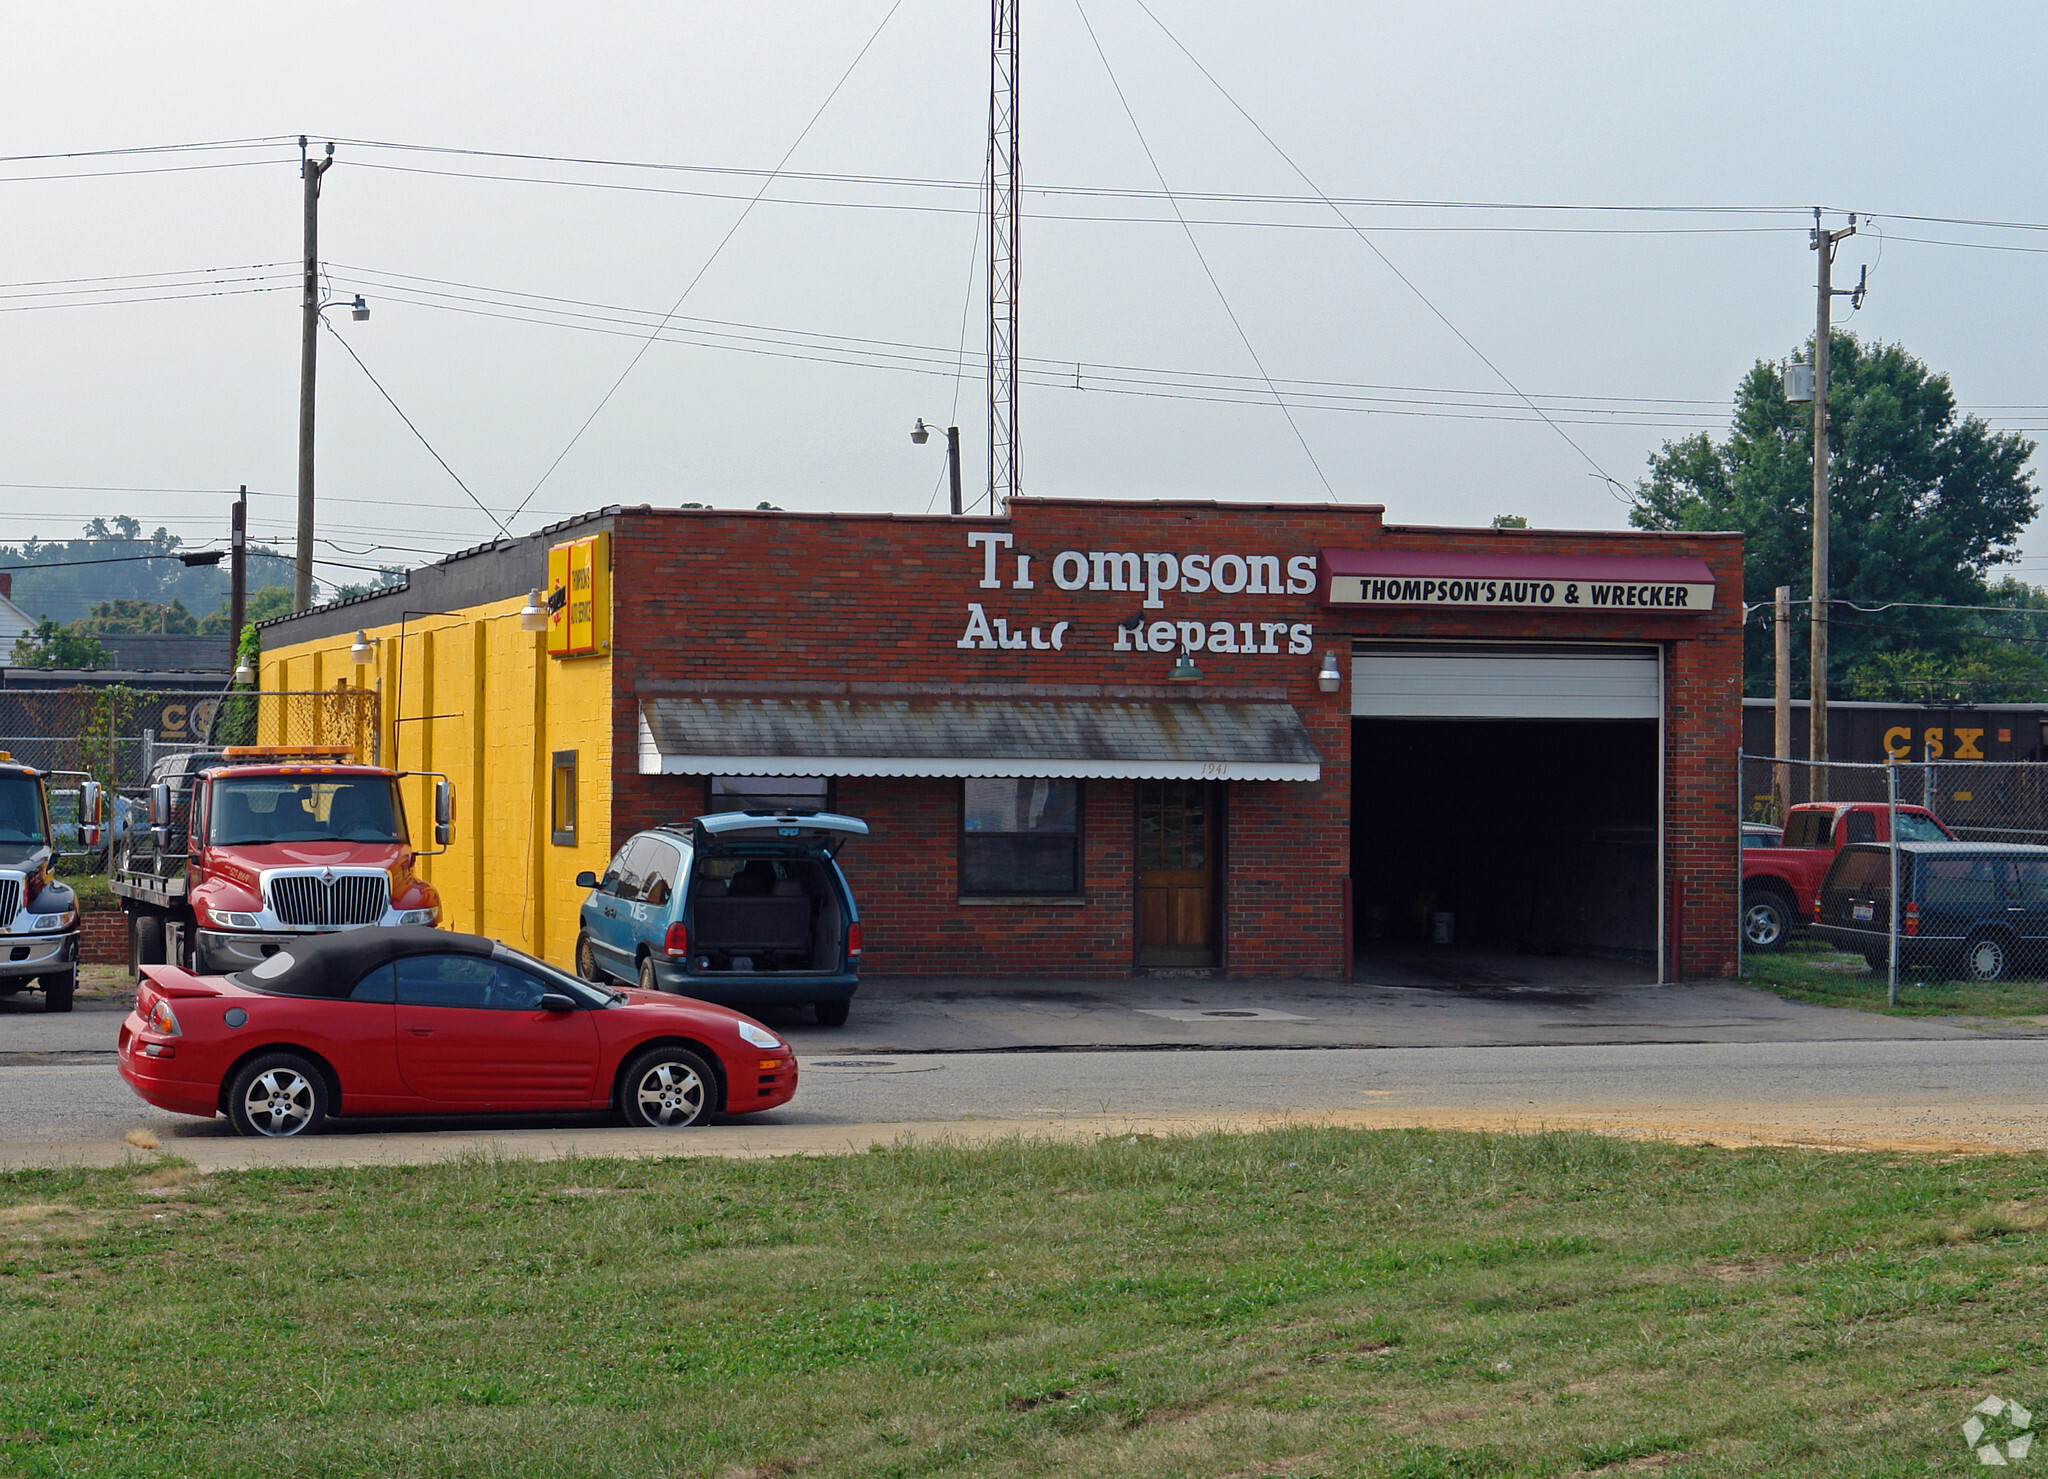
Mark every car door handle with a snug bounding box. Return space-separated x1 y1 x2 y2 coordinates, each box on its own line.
407 1028 434 1037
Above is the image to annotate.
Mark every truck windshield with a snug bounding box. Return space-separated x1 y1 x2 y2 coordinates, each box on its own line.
210 777 402 845
1895 813 1950 842
0 776 48 844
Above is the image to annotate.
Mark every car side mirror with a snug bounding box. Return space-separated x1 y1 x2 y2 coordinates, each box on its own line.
539 992 577 1013
575 870 599 889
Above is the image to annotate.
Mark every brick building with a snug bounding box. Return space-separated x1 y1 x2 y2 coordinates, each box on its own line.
258 498 1742 983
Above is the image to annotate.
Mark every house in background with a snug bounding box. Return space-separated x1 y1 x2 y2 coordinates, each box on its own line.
0 575 34 652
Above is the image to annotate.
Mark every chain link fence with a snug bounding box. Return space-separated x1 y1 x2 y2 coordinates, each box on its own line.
1739 752 2048 996
0 686 379 789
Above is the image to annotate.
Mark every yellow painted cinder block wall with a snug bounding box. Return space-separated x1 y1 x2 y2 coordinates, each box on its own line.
256 595 613 969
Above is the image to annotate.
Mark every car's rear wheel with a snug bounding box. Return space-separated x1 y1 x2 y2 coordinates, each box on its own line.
814 998 850 1027
1964 930 2012 983
575 930 607 984
638 955 661 994
40 967 74 1013
1742 889 1791 952
619 1045 714 1128
227 1052 329 1138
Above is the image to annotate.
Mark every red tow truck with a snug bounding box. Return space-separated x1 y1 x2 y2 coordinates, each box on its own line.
1742 800 1954 952
109 745 454 974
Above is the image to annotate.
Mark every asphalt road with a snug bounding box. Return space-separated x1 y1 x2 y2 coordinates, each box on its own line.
7 1036 2047 1170
6 957 2045 1168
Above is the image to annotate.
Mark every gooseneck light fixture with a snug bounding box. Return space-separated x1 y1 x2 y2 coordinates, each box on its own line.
349 629 377 666
1168 646 1202 683
518 590 549 633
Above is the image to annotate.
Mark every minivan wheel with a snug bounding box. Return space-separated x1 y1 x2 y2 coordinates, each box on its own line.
1743 890 1790 952
814 998 850 1027
575 930 606 984
1964 931 2012 983
638 956 661 994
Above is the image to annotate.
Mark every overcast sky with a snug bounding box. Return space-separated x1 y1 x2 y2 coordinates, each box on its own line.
5 1 2046 598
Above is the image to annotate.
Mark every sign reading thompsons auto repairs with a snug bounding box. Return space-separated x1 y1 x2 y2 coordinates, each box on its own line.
1320 549 1716 614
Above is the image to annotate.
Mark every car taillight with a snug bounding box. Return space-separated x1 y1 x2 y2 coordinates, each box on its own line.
664 922 689 959
146 998 182 1037
1904 901 1919 937
847 922 862 959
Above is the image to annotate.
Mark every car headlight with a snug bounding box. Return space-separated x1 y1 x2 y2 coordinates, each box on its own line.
737 1022 782 1050
211 911 261 931
395 907 439 926
21 909 77 931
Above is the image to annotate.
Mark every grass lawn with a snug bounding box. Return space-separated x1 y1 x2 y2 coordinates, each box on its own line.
1743 940 2048 1019
5 1129 2047 1477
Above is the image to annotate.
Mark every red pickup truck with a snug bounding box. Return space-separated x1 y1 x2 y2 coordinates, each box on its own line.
1743 801 1954 951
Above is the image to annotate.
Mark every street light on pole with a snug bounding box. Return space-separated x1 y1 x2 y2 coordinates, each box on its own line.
911 419 964 516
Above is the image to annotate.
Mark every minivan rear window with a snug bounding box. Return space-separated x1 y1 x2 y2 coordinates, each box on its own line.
1829 850 1889 891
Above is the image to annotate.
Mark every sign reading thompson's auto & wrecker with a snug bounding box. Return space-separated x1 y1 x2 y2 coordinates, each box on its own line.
1319 548 1716 614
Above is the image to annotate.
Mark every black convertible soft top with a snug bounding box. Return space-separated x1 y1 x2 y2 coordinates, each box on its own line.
228 926 496 999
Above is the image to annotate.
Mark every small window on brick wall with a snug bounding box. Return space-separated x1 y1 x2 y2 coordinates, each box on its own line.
960 778 1082 896
550 751 578 846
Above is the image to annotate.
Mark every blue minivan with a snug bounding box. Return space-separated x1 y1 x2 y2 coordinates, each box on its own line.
575 811 868 1025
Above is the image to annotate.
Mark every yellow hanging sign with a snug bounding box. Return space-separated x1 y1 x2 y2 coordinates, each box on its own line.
546 532 611 657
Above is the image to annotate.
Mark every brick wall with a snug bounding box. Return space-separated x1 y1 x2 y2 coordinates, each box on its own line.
606 499 1740 980
79 905 125 967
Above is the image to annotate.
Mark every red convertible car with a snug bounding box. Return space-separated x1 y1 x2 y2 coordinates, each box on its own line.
118 926 798 1137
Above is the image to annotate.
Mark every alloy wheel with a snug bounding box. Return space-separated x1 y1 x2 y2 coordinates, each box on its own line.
633 1061 706 1127
241 1068 317 1136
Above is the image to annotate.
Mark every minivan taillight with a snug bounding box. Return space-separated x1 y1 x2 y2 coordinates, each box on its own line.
1904 901 1919 938
664 922 689 959
846 922 862 960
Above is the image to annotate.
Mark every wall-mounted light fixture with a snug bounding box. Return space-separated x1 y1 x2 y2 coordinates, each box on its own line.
518 590 549 632
1317 650 1342 693
349 630 378 666
233 660 255 685
1168 646 1202 683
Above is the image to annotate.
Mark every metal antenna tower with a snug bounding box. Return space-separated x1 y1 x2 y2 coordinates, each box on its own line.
987 0 1020 513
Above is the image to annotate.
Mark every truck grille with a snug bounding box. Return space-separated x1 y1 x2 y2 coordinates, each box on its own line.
0 876 19 928
267 871 390 927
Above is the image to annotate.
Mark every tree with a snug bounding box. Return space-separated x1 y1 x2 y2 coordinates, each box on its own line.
198 584 294 634
326 567 407 602
1491 513 1528 529
10 619 110 670
1630 331 2039 696
0 517 297 628
72 597 200 635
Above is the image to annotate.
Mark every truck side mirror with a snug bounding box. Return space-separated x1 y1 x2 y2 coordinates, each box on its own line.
80 781 102 848
149 782 172 848
435 779 455 825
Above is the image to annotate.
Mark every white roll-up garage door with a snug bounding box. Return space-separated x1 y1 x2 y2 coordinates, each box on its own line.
1352 644 1661 719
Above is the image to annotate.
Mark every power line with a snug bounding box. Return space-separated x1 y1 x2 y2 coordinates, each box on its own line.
320 320 510 539
0 137 296 164
505 0 909 527
1076 0 1335 500
1128 0 1633 505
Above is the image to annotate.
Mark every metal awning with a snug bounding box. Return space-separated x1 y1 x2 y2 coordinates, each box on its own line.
637 696 1322 782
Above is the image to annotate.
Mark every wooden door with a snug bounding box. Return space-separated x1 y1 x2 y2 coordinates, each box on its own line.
1137 780 1215 967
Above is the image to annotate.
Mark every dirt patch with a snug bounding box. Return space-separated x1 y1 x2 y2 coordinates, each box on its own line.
1705 1256 1787 1282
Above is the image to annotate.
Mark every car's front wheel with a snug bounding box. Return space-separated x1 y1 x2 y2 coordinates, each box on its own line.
227 1052 329 1138
1742 889 1791 952
1964 930 2013 983
619 1045 715 1128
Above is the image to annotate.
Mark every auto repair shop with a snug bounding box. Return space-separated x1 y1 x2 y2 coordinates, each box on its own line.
255 498 1741 981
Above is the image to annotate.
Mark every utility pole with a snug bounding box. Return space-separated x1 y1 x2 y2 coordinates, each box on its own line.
229 486 248 673
1774 583 1792 816
987 0 1020 514
1807 208 1865 795
946 424 963 516
296 138 334 613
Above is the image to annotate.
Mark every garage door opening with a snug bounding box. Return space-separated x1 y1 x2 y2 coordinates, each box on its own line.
1350 645 1660 982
